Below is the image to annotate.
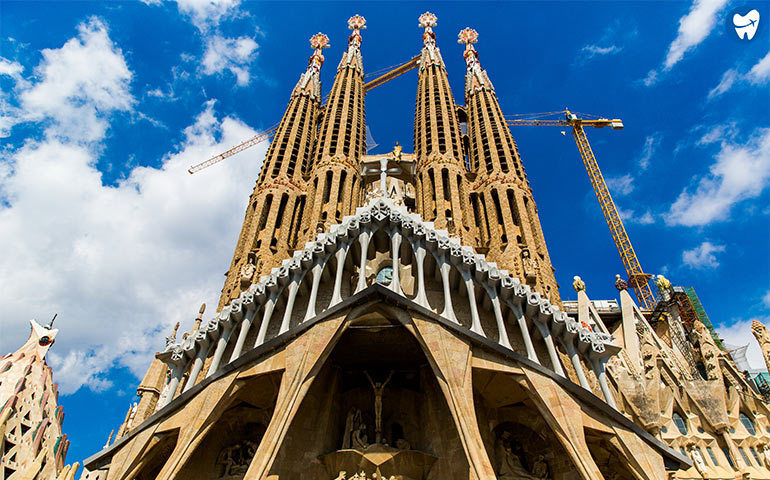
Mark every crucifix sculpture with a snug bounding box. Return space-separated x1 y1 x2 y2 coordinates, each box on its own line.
364 370 394 444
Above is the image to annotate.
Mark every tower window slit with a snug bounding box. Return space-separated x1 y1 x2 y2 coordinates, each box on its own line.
257 194 273 232
322 171 333 203
441 168 450 202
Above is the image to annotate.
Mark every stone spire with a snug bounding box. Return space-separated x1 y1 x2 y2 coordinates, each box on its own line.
302 15 366 237
752 319 770 372
0 320 73 479
458 27 560 303
413 12 474 243
218 33 328 308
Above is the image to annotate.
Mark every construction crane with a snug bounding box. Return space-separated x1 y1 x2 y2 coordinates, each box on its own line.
506 110 656 310
188 56 420 175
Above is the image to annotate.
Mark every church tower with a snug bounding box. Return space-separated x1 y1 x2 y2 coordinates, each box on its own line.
459 28 560 302
301 15 367 239
83 15 689 480
413 13 474 245
218 32 330 309
0 319 76 480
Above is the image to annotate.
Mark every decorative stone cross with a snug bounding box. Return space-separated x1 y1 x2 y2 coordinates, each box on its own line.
363 143 403 194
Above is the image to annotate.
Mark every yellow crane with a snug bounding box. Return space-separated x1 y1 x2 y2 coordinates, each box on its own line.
506 110 656 310
187 56 420 175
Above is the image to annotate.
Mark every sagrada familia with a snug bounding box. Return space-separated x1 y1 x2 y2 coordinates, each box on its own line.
3 12 770 480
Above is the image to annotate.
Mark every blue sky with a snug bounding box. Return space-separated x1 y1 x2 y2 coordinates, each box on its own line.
1 0 769 467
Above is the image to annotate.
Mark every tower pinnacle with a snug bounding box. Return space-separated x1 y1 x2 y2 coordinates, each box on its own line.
345 14 366 66
294 32 329 99
417 12 445 69
458 27 493 94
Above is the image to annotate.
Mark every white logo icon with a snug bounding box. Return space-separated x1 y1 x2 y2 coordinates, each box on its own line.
733 9 760 40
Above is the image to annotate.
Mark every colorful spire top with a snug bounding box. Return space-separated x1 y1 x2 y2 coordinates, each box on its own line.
419 12 438 48
418 12 437 28
309 32 330 51
458 27 479 46
307 32 329 72
348 14 366 31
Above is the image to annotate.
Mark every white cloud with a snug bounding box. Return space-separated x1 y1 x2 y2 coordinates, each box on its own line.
175 0 241 32
696 123 738 145
682 241 726 269
578 44 622 63
606 174 634 196
0 101 266 394
763 291 770 309
10 18 133 143
202 35 258 86
644 0 728 85
616 206 655 225
708 52 770 98
716 318 767 371
666 128 770 226
0 19 268 394
747 52 770 84
0 58 24 79
708 69 739 99
638 134 661 170
664 0 728 69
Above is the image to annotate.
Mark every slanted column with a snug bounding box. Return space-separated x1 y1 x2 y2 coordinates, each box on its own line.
230 308 257 362
412 239 429 308
563 337 591 389
207 306 238 376
390 231 403 296
484 285 511 349
303 257 327 322
460 267 484 337
279 271 303 334
329 242 350 307
355 230 371 293
590 356 616 409
158 362 185 409
183 338 210 392
256 290 279 347
436 252 458 323
534 321 565 377
508 299 538 362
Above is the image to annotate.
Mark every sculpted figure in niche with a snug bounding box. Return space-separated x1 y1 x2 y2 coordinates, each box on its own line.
689 444 706 476
522 250 538 282
342 408 365 449
365 371 394 444
216 440 259 478
352 421 369 450
239 257 256 288
495 432 548 480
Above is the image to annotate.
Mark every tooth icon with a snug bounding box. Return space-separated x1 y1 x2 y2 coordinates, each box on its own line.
733 9 760 40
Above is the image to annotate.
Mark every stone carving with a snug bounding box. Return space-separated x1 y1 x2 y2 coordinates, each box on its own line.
365 371 394 443
334 472 397 480
688 444 706 476
655 274 671 292
522 250 538 282
614 274 627 291
763 445 770 466
495 432 548 480
239 257 256 288
165 322 180 347
216 440 259 478
572 275 586 292
343 408 367 449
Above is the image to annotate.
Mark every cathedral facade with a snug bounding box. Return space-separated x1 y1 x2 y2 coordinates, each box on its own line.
79 13 770 480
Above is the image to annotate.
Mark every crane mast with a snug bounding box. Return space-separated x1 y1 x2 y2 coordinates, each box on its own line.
507 111 656 310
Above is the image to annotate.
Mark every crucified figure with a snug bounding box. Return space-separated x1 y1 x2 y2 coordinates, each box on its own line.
364 370 394 444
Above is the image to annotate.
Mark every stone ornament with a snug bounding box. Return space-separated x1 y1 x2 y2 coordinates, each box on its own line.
157 197 620 410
